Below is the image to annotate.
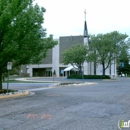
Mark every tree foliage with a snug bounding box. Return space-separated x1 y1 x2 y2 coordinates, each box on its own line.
62 44 88 75
117 38 130 75
0 0 57 89
88 31 128 76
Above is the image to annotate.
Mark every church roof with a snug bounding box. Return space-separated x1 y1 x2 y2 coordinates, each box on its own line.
84 20 88 37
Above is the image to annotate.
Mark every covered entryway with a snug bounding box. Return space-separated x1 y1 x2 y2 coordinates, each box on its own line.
33 68 46 77
46 68 52 77
63 66 79 77
33 68 52 77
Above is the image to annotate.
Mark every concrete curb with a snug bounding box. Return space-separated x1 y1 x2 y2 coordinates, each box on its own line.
15 77 102 83
0 91 29 99
15 78 58 83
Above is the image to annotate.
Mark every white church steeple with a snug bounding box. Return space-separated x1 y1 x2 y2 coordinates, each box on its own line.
84 9 88 45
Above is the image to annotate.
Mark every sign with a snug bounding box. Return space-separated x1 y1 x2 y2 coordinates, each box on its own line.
7 62 12 70
118 119 130 129
121 62 124 68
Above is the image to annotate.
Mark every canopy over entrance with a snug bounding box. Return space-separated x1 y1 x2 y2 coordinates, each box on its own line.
64 65 79 72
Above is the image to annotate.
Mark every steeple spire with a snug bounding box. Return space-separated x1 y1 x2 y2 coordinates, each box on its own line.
84 9 88 37
84 9 86 21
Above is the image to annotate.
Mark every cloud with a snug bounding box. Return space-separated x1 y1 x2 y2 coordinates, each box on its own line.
34 0 130 38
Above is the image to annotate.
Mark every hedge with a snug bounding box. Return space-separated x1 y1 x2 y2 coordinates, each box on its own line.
67 74 110 79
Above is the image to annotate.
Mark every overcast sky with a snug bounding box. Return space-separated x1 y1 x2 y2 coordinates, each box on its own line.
34 0 130 39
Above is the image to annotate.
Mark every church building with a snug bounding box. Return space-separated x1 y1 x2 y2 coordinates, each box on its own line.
21 12 116 77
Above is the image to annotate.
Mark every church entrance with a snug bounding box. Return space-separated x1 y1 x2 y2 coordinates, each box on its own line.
33 68 52 77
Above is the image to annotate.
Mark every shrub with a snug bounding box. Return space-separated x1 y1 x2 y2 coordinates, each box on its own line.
0 89 18 94
67 74 110 79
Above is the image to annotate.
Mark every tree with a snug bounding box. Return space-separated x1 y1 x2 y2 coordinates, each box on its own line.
62 44 88 75
117 39 130 76
0 0 57 90
88 31 128 76
117 61 130 76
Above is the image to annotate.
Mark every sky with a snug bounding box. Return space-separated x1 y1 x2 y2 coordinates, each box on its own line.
34 0 130 39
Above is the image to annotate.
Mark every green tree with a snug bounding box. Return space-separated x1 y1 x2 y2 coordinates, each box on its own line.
117 61 130 76
117 39 130 76
0 0 57 90
62 44 88 75
88 31 128 76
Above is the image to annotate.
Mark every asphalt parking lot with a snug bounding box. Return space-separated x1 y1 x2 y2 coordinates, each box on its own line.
0 77 130 130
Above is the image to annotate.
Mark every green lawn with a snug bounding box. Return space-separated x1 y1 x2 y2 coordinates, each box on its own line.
3 80 54 83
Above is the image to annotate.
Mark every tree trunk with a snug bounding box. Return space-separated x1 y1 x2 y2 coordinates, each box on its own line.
79 65 82 75
109 62 111 76
90 62 91 75
102 63 105 76
0 71 2 90
94 61 96 75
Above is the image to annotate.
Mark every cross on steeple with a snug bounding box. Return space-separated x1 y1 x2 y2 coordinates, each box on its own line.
84 9 86 21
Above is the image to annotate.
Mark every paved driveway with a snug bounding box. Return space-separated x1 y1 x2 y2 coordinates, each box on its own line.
0 77 130 130
2 82 53 91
